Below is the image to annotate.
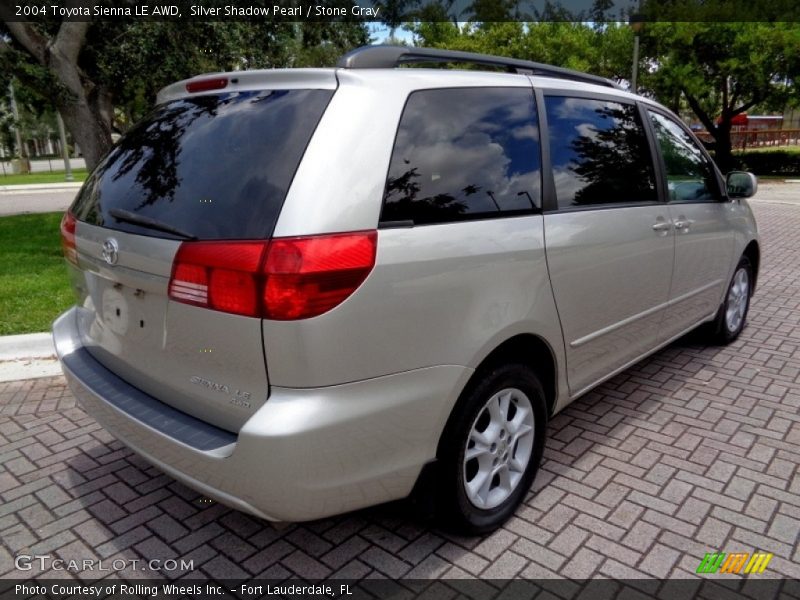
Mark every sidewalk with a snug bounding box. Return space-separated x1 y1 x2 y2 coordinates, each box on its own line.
0 183 79 216
0 181 83 194
0 332 60 383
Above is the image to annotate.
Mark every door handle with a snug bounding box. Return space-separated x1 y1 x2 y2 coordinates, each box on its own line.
674 218 694 231
652 221 672 232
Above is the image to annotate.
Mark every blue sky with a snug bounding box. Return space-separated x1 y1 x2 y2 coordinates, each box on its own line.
369 23 416 44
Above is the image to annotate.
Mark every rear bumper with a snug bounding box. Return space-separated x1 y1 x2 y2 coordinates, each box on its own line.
53 308 471 522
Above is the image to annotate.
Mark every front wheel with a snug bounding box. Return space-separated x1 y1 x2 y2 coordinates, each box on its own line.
707 256 753 344
436 364 547 535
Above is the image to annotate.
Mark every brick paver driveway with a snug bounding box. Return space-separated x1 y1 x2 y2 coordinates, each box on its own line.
2 196 799 581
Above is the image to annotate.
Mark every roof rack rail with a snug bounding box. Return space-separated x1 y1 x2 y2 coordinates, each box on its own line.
336 45 623 90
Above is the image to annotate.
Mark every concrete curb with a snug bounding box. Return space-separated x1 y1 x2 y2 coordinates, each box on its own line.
0 332 61 383
0 332 55 360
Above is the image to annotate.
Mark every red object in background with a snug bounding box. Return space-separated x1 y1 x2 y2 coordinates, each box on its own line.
730 114 748 126
717 113 749 126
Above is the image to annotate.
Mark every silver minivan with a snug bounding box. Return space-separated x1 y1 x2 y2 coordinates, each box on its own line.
54 45 759 534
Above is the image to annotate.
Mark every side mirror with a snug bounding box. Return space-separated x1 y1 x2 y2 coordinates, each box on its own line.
727 171 758 199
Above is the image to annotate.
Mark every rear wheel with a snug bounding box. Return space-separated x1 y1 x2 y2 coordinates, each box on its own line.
436 364 547 534
707 256 753 344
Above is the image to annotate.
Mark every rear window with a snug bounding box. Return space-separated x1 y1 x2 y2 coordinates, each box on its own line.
71 89 333 240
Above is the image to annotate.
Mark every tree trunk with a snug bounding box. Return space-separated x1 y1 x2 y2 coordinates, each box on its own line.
682 91 737 174
56 99 112 171
2 21 113 171
711 120 736 174
47 51 113 170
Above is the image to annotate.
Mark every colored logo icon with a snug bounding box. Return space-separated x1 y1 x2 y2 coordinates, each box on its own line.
696 551 773 574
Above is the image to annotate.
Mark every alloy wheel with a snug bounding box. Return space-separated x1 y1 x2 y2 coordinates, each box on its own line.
725 267 750 333
462 388 535 509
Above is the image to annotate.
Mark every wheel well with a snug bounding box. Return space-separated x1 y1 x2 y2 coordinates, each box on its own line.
433 334 558 464
743 240 760 292
469 334 558 417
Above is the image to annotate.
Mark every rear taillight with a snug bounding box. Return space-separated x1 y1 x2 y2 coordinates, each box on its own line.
263 231 377 320
60 212 77 265
169 242 266 317
168 231 377 320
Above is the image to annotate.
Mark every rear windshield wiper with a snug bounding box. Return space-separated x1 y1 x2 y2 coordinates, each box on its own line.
108 209 197 240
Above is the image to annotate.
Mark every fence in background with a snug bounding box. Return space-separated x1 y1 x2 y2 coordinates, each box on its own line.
695 129 800 151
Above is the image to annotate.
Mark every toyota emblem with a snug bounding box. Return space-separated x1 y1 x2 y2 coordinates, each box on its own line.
101 238 119 265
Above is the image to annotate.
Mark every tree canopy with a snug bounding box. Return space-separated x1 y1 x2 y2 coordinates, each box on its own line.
409 19 799 171
2 9 798 175
639 21 800 170
0 17 369 168
410 21 634 81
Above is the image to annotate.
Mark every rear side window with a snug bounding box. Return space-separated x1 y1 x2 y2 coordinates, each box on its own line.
71 89 333 240
381 87 541 226
545 96 657 209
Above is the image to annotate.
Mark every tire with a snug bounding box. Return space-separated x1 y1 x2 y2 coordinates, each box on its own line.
707 256 753 345
436 364 547 535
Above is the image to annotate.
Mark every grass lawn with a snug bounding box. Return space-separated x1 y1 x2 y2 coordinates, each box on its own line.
0 168 88 186
736 145 800 155
0 212 74 335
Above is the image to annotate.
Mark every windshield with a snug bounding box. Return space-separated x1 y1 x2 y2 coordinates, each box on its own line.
71 89 333 240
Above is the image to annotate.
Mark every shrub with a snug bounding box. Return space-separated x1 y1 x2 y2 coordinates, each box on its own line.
734 149 800 177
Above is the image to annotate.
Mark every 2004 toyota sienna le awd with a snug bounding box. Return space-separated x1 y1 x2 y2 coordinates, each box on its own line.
53 46 760 534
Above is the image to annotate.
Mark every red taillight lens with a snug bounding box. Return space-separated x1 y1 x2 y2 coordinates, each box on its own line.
263 231 377 320
169 242 266 317
186 77 228 93
167 231 377 320
60 212 77 265
210 268 258 316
